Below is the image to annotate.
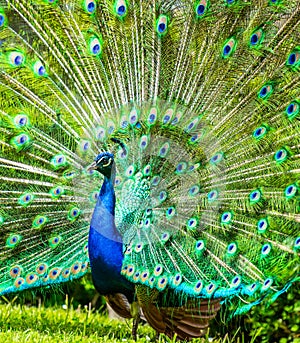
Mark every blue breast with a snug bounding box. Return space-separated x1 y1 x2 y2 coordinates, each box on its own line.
88 175 134 300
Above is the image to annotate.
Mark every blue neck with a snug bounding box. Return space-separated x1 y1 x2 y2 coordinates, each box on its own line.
88 174 134 298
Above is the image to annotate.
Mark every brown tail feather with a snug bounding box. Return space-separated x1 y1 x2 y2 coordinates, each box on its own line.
136 286 221 341
141 302 167 332
106 293 132 319
162 300 220 340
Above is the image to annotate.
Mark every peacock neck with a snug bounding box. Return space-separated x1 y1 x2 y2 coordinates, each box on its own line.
88 169 134 299
93 175 119 238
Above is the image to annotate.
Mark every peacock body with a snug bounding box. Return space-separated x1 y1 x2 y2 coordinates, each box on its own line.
0 0 299 340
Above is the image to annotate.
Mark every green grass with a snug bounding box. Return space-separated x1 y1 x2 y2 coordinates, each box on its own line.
0 302 256 343
1 282 300 343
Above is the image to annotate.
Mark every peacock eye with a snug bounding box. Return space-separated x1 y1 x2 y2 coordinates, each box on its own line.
148 108 157 124
258 83 273 100
156 15 169 36
33 61 47 76
14 114 29 128
88 36 103 56
83 0 97 14
231 276 242 288
261 278 273 291
114 0 127 18
261 243 272 256
274 147 289 163
222 37 237 59
0 13 6 27
129 108 138 125
195 0 209 18
9 51 25 67
194 280 204 293
286 101 299 120
207 190 218 202
287 52 298 66
249 29 264 48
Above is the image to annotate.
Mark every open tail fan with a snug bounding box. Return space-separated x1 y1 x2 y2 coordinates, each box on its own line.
0 0 299 340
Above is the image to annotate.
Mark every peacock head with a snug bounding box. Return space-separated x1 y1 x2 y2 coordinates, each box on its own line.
88 152 115 178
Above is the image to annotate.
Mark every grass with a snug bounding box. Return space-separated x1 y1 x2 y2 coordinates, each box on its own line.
0 301 257 343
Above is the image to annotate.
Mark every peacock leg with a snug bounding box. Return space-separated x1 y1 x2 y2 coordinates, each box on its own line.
132 313 140 341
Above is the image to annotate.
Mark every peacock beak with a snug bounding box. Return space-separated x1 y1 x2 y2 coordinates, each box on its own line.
87 161 98 171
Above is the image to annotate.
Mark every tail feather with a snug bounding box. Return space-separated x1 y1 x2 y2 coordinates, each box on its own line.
0 1 299 340
105 293 132 319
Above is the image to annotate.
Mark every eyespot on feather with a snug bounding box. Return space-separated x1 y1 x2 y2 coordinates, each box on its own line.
274 147 290 164
127 264 135 277
194 280 204 294
14 114 29 128
36 263 48 275
133 271 140 282
252 125 269 140
195 240 205 254
226 242 238 256
32 215 48 229
49 186 64 199
205 282 217 296
231 275 242 288
156 14 169 37
258 84 273 100
249 189 263 204
195 0 210 18
68 207 81 221
26 273 38 284
210 152 224 165
10 265 23 278
0 9 7 28
48 235 62 248
172 273 182 287
33 60 47 76
286 101 299 120
62 268 71 279
71 262 81 274
261 278 273 291
186 217 198 230
222 37 237 59
11 133 31 151
8 51 25 67
114 0 128 18
82 0 97 14
6 234 22 248
249 28 264 48
49 268 61 279
158 142 170 158
18 192 34 207
221 211 233 225
257 218 269 234
140 270 150 283
147 107 158 125
284 183 298 199
153 264 163 277
286 49 300 69
14 277 25 289
88 35 103 56
157 276 168 290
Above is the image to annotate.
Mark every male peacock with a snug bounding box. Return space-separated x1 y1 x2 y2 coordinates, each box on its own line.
0 0 299 340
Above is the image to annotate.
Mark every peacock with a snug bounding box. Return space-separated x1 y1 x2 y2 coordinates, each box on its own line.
0 0 299 340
